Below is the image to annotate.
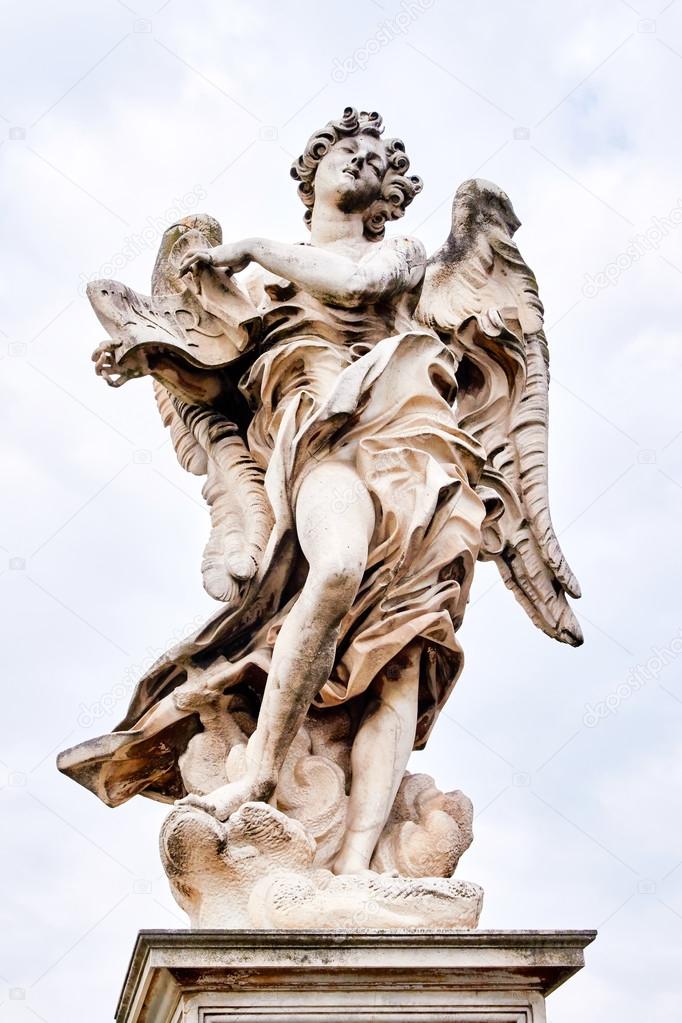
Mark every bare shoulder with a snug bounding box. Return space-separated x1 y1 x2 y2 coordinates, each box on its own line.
383 234 427 270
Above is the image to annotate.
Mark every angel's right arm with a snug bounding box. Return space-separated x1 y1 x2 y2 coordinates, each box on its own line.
246 235 426 308
183 235 426 309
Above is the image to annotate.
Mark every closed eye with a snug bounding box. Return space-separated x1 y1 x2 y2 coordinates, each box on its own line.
367 156 383 177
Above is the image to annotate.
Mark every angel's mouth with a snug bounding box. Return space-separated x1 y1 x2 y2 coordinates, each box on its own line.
342 167 359 180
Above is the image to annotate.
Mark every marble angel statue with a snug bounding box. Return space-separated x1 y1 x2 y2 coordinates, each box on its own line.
58 108 581 928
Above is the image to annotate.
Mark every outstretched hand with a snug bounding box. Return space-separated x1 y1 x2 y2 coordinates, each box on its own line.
178 242 252 278
178 248 215 277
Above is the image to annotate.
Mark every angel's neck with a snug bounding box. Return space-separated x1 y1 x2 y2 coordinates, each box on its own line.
310 204 367 250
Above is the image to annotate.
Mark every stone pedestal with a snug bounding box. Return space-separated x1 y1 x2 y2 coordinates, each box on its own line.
116 929 596 1023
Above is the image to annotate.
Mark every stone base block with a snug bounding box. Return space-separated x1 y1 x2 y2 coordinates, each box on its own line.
116 929 596 1023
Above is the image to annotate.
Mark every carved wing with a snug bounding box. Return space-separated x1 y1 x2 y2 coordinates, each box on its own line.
154 382 273 604
88 214 273 607
417 178 582 646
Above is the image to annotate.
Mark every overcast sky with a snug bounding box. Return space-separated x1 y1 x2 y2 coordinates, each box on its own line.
1 1 681 1020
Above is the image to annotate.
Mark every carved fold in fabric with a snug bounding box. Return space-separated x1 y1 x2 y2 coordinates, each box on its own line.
59 329 492 807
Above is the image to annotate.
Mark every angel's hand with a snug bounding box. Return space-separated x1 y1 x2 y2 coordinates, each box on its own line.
92 340 143 388
178 248 215 278
179 242 252 278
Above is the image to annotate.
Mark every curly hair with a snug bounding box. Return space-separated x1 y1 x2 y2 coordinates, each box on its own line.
290 107 423 240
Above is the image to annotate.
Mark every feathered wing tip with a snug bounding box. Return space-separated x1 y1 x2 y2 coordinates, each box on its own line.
153 381 274 607
511 333 581 601
496 541 584 647
153 381 207 476
167 396 273 606
416 177 582 646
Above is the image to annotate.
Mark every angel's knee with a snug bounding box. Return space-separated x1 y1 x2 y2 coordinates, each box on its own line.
373 650 421 716
306 554 364 620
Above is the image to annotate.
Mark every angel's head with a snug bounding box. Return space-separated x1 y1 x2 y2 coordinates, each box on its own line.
291 107 423 240
453 179 522 237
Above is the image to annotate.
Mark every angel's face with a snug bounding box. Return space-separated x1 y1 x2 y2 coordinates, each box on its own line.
314 134 387 214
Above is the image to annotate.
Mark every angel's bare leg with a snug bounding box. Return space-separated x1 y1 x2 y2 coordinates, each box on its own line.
179 458 375 821
332 642 421 875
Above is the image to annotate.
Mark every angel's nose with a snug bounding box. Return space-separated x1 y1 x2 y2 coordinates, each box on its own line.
350 154 365 169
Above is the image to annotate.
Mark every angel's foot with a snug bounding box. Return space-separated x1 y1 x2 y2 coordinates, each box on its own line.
176 775 275 822
332 847 373 876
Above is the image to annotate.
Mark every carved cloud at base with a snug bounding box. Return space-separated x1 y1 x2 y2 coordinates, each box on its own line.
161 800 482 930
